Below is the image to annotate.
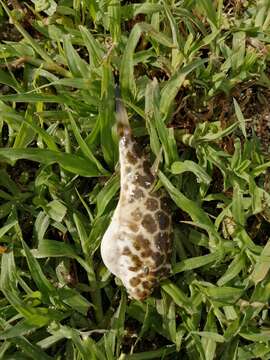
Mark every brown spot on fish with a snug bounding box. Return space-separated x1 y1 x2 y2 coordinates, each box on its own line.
135 234 150 249
141 248 154 258
128 222 139 233
133 235 146 251
134 288 142 299
136 173 155 189
160 197 171 213
142 214 157 233
155 211 170 230
130 277 141 287
147 274 158 283
122 247 131 255
135 288 149 300
118 126 131 138
132 142 142 157
127 151 137 164
131 208 142 221
162 267 170 277
129 266 140 272
133 242 141 251
151 252 165 267
149 268 164 277
142 280 151 290
155 232 169 251
143 160 152 174
145 198 159 211
140 291 149 300
131 254 142 267
132 188 144 199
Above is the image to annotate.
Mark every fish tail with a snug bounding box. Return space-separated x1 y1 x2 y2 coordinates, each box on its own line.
115 85 131 137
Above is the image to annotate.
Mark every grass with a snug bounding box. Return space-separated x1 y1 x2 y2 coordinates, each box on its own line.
0 0 270 359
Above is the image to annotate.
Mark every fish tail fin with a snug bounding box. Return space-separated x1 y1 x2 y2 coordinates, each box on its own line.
115 85 131 137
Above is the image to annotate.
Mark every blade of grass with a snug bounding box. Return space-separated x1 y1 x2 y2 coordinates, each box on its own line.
99 62 118 168
63 35 90 78
233 98 247 138
173 250 224 274
68 112 108 174
0 148 101 177
217 254 245 286
79 25 104 68
171 160 212 185
250 239 270 285
124 345 176 360
160 59 207 117
8 337 53 360
21 240 56 303
159 171 221 243
161 281 194 314
73 213 103 324
108 0 121 43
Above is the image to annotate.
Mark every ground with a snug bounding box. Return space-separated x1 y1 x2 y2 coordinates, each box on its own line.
0 0 270 359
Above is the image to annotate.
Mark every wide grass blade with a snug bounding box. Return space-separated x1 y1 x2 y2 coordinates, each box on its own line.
173 250 223 274
159 171 221 242
160 59 207 117
0 148 101 177
21 240 56 303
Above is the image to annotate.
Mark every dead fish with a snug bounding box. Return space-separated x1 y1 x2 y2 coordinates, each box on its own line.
100 92 172 300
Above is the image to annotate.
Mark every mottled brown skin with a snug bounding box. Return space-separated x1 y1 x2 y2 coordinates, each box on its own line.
116 131 172 300
100 101 172 301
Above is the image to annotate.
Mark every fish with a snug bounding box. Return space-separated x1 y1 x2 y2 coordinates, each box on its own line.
100 91 172 300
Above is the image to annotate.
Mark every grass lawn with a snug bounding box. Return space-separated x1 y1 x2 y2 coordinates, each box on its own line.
0 0 270 359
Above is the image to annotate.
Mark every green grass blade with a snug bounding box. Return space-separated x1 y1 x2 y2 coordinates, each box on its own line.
0 320 38 340
79 25 104 67
250 240 270 285
21 240 56 303
120 23 142 99
96 174 120 217
124 345 176 360
8 337 53 360
99 63 118 168
0 148 101 177
73 213 103 324
233 98 247 138
161 281 194 314
68 112 108 174
171 160 212 185
34 239 77 258
217 254 245 286
173 250 223 274
63 35 90 78
108 0 121 43
198 0 218 28
159 171 220 242
0 68 23 92
160 59 207 117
